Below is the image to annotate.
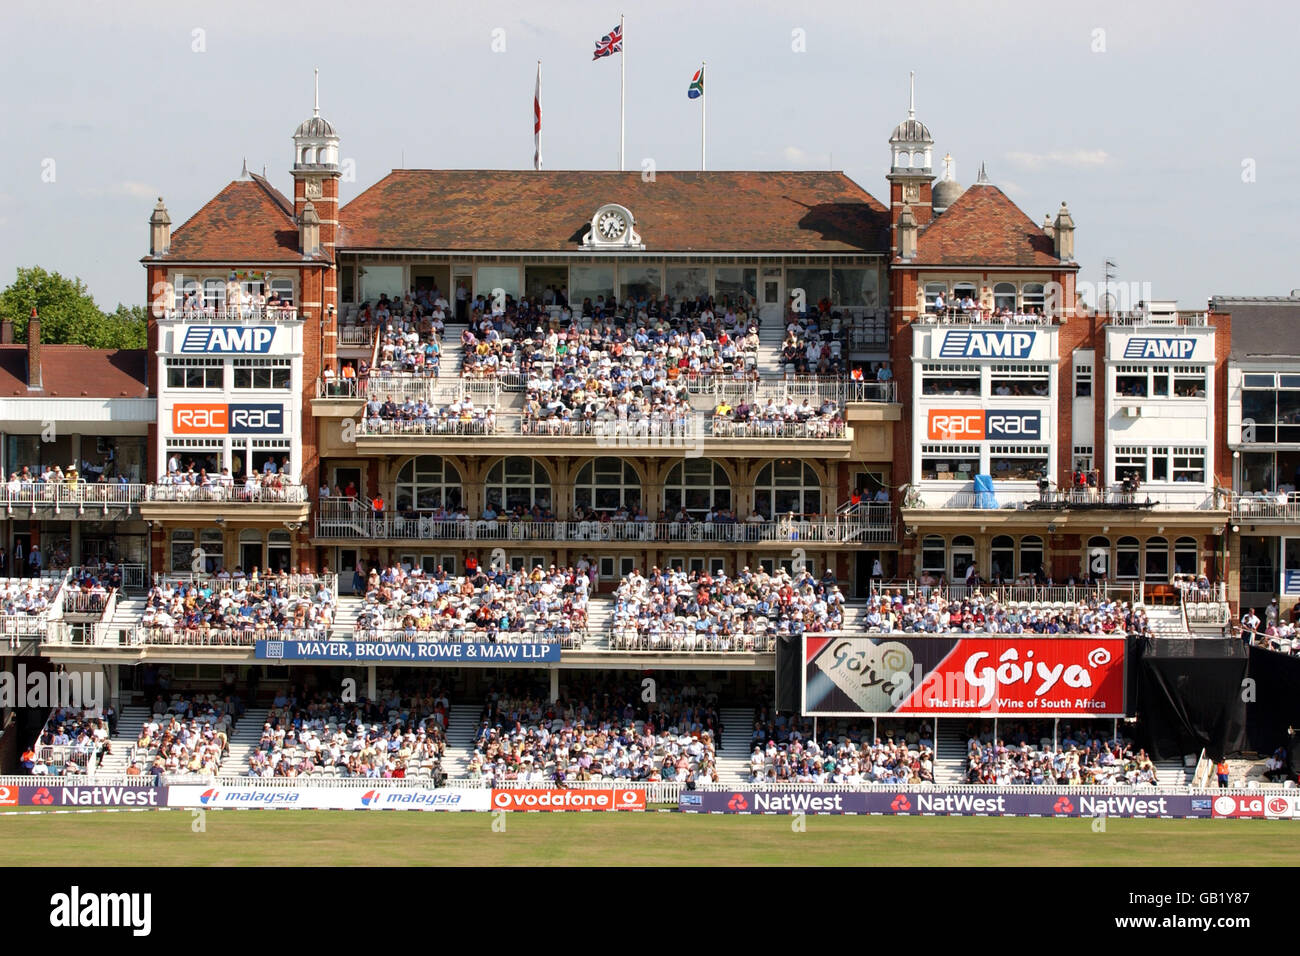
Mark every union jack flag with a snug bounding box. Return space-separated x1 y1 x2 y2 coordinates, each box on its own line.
592 24 622 60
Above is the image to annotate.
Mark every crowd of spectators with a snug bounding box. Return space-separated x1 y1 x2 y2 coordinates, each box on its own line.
1239 603 1300 655
962 722 1156 786
363 394 497 435
155 466 299 501
126 694 240 777
138 571 335 643
470 679 721 785
859 588 1150 635
248 683 449 780
609 566 845 651
779 312 846 377
25 705 112 775
710 395 845 438
353 562 588 644
746 710 936 784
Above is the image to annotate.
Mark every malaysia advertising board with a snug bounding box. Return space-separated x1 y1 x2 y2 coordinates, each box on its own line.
167 786 492 811
680 790 1213 818
926 409 1042 441
171 403 284 436
801 634 1126 717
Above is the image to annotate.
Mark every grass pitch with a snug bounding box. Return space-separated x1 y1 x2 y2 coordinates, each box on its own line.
1 810 1296 866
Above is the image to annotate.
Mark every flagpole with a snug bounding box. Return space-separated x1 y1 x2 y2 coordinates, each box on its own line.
535 59 542 171
701 60 706 171
619 13 626 171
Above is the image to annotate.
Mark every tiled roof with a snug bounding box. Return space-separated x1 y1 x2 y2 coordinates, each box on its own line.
910 184 1064 267
0 347 147 397
158 178 305 262
338 170 889 253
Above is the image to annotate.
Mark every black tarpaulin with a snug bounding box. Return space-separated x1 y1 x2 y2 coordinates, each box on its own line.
775 633 801 712
1244 646 1300 756
1136 637 1249 761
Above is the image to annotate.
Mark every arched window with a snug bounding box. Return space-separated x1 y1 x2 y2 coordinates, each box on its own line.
922 535 946 576
754 460 822 519
267 530 292 573
1087 536 1110 580
1019 535 1044 576
1116 536 1140 579
199 529 223 574
170 529 194 573
484 457 551 513
993 282 1017 312
1144 536 1170 580
1174 536 1199 576
394 456 463 513
1021 283 1045 314
990 535 1015 581
574 458 641 513
952 535 975 580
663 459 731 517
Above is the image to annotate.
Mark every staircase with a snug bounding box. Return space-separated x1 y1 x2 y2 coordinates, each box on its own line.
1154 758 1191 789
1145 606 1188 638
332 594 367 631
839 601 869 632
223 707 269 776
100 595 148 645
95 704 150 775
755 319 786 375
933 720 969 785
584 596 615 648
716 707 755 786
440 702 482 779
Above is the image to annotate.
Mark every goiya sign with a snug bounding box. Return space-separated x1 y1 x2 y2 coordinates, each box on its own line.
180 326 276 354
927 409 1041 441
173 404 284 435
939 330 1036 359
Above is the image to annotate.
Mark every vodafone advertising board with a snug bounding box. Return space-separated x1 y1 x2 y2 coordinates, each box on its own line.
490 789 647 811
804 635 1126 717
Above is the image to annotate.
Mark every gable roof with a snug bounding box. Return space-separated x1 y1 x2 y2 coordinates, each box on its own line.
909 183 1066 268
155 178 306 263
0 347 147 397
338 170 889 254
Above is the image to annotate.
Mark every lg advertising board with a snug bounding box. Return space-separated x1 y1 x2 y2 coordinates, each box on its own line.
801 634 1126 717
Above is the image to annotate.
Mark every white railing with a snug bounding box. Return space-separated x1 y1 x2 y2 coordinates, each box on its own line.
1109 311 1208 327
359 418 497 437
128 625 576 647
606 631 777 653
63 589 113 616
161 307 299 322
914 311 1057 327
1231 492 1300 521
314 514 894 545
0 482 148 510
909 486 1222 511
147 482 308 504
338 324 373 346
152 571 336 600
869 580 1141 606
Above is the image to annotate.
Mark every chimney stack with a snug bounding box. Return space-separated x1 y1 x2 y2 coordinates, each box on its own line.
27 307 42 390
1053 202 1075 262
149 197 172 257
1 319 12 345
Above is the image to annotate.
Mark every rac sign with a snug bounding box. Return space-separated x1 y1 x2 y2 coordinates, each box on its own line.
928 409 1041 441
939 331 1036 359
181 326 275 354
1122 337 1197 360
173 403 283 435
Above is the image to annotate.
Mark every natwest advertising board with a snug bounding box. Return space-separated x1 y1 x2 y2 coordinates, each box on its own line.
490 789 646 811
803 635 1126 717
680 790 1212 818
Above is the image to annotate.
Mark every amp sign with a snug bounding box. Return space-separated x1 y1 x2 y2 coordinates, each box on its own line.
939 331 1036 359
1121 338 1197 360
181 326 276 354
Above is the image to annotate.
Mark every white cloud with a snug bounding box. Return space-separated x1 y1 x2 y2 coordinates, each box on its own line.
1004 149 1110 171
782 145 814 164
999 180 1026 197
113 181 161 199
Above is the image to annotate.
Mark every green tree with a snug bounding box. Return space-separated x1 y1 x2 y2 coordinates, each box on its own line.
0 266 146 349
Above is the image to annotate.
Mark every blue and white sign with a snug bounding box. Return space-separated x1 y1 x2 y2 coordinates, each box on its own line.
228 404 284 435
1122 338 1198 360
1284 570 1300 597
181 326 276 354
939 330 1036 359
985 410 1042 441
255 639 562 662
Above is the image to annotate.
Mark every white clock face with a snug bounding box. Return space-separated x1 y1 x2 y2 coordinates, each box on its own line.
598 211 627 240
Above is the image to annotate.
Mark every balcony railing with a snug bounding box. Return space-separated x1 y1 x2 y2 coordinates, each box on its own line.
1231 492 1300 521
146 483 308 504
1108 311 1209 327
160 307 300 323
315 508 893 544
914 311 1058 327
355 414 848 441
905 486 1224 512
0 482 148 511
338 324 374 346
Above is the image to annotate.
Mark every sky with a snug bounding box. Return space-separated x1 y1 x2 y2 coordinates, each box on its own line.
0 0 1297 311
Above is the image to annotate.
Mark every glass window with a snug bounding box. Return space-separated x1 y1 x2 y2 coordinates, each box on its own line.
360 265 404 303
270 278 294 306
1241 452 1275 493
1113 447 1147 483
570 266 615 311
1278 390 1300 443
921 536 946 575
1116 536 1140 579
477 266 521 304
990 364 1050 398
990 535 1015 581
920 445 980 482
574 458 641 513
203 279 226 311
394 456 463 513
1172 447 1205 483
1173 369 1207 398
785 269 830 312
1174 537 1198 576
951 535 975 579
924 283 947 311
663 458 731 517
1021 283 1045 314
1074 363 1092 397
1144 537 1169 579
618 266 661 305
199 529 223 574
1116 368 1148 397
754 460 822 518
665 267 709 302
233 359 291 389
714 268 758 310
1019 535 1044 575
988 445 1050 482
483 457 551 513
921 364 980 396
831 267 879 308
166 359 223 389
170 529 195 573
993 282 1016 312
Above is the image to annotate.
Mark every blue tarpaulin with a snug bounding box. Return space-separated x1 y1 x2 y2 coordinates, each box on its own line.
973 473 998 509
